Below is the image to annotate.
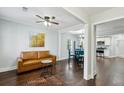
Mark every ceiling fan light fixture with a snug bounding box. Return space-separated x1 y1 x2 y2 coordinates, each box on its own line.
48 22 51 26
44 21 48 26
43 21 51 27
36 15 59 27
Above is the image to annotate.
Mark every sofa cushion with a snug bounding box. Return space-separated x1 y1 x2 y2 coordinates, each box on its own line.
23 59 41 66
38 51 50 59
21 51 38 60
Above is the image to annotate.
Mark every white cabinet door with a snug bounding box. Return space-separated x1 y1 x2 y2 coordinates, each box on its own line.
105 37 111 45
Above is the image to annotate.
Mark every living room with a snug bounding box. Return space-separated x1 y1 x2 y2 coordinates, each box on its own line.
2 6 124 87
0 7 85 85
1 0 124 93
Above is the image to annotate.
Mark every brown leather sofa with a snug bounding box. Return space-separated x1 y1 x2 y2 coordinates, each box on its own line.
17 50 56 73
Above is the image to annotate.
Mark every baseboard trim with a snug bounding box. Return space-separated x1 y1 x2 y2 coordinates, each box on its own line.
84 74 92 80
104 56 124 59
84 71 97 80
101 56 117 58
0 66 16 73
57 58 68 61
117 56 124 58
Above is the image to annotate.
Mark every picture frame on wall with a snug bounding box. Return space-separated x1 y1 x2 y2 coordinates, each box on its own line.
30 32 45 47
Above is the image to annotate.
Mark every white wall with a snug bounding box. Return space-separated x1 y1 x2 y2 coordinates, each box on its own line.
91 8 124 24
63 7 89 23
59 24 83 60
110 34 124 58
60 33 78 60
60 33 78 59
0 19 59 72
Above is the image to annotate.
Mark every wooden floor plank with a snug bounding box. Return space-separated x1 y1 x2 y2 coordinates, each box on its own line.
0 57 124 86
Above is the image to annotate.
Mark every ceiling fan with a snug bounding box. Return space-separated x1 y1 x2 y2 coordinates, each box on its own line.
35 15 59 26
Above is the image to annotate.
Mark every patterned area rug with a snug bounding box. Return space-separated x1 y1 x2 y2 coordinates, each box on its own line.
23 75 65 86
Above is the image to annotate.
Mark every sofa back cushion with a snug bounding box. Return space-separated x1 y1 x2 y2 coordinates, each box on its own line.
21 51 38 60
38 51 50 59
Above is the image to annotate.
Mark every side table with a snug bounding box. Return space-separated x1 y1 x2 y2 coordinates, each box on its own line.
41 59 54 76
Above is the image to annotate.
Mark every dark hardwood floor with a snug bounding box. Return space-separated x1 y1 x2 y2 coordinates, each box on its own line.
0 57 124 86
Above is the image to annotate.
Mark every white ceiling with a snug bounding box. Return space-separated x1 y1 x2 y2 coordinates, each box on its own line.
0 7 116 32
0 7 83 30
79 7 113 16
96 18 124 36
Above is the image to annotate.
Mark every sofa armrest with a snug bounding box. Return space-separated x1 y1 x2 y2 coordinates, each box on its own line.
49 54 56 64
17 57 23 67
17 57 23 62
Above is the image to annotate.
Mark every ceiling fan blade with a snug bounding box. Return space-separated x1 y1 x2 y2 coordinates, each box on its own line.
36 21 45 23
36 15 44 20
50 21 59 25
